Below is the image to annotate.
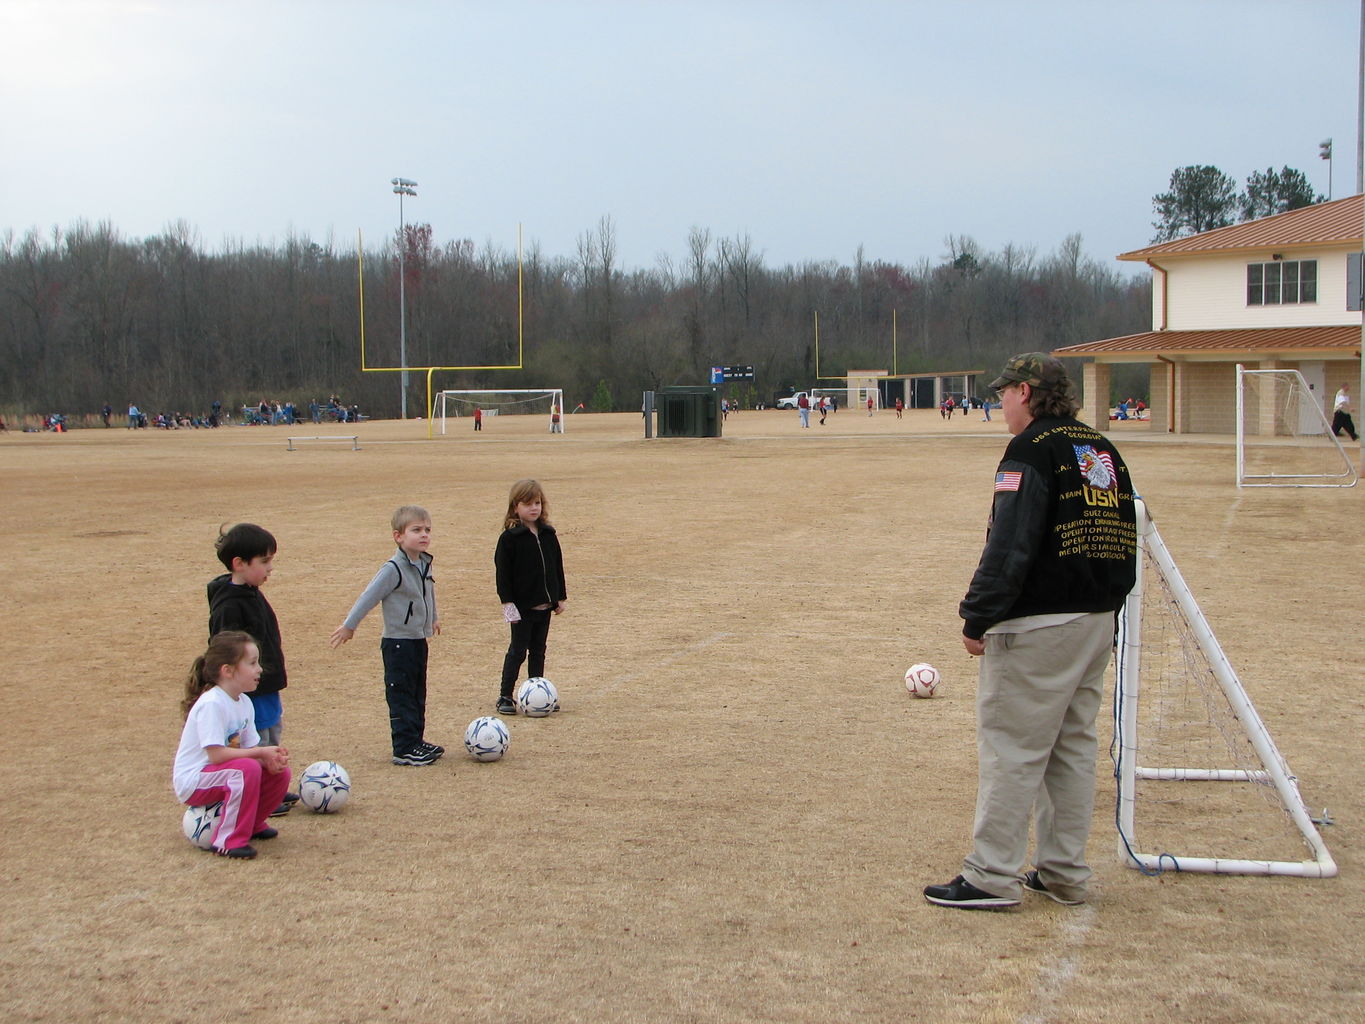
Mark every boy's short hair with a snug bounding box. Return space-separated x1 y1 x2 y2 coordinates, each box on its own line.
392 505 431 533
215 522 277 569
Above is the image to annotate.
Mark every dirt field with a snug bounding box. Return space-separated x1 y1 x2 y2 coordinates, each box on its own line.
0 409 1359 1024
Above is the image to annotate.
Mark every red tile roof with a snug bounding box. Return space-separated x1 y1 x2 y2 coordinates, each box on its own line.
1120 195 1364 261
1055 325 1362 357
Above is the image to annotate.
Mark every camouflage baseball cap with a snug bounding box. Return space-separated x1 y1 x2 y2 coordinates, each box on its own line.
988 352 1068 391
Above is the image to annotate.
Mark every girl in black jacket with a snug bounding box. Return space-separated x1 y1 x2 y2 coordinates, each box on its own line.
494 479 567 713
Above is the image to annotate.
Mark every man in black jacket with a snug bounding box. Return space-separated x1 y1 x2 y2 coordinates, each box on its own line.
925 353 1137 910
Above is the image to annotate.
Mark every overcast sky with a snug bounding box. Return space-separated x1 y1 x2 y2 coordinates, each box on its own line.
3 0 1361 275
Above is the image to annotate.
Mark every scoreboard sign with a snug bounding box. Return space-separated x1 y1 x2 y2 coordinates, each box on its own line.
710 365 755 383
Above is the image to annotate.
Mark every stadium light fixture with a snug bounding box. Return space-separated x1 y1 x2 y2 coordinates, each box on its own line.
392 177 418 418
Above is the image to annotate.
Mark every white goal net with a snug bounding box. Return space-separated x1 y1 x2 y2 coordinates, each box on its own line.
1113 499 1336 878
433 389 564 434
1235 365 1356 488
853 386 879 410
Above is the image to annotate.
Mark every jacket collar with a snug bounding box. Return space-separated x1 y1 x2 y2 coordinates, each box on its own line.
391 546 433 567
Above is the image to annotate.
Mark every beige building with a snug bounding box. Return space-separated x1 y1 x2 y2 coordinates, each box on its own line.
1057 195 1363 433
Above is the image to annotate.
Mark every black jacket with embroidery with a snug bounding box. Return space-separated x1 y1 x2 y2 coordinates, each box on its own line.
959 416 1136 640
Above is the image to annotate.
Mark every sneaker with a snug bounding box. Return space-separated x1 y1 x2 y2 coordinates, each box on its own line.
251 827 279 841
419 741 445 758
281 791 301 806
1021 870 1084 906
923 875 1019 910
268 800 292 817
392 746 438 766
217 845 258 859
495 697 516 715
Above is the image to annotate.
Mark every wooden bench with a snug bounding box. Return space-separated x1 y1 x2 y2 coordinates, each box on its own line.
286 435 360 451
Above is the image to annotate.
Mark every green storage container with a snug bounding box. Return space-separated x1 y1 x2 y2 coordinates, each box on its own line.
656 386 722 438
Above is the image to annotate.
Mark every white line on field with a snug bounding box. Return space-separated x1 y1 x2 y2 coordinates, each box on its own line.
1018 903 1097 1024
594 631 736 697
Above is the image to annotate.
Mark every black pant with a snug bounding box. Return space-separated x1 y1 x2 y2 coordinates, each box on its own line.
1331 410 1359 440
381 637 428 754
500 608 552 698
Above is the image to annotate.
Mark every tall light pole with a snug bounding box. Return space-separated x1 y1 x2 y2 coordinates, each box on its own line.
392 177 417 418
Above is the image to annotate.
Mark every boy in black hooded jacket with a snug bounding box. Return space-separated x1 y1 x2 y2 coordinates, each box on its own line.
208 522 297 814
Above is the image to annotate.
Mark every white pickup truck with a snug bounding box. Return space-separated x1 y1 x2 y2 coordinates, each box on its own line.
775 390 815 409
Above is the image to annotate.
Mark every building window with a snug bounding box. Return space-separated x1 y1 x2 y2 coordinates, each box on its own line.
1247 259 1316 305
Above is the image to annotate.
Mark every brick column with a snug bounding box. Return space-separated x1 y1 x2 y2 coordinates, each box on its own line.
1149 361 1169 432
1081 361 1110 427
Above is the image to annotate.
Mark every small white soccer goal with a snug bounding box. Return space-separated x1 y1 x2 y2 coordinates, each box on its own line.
1235 364 1357 488
1113 499 1337 878
433 389 564 434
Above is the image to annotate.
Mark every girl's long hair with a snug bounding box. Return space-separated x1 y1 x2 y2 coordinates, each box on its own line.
502 478 551 531
181 630 256 719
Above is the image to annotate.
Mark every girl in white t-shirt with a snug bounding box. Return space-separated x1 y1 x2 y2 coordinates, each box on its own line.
172 631 291 859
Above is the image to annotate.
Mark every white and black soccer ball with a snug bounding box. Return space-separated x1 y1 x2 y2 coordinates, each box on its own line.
515 677 559 718
182 801 223 849
905 663 941 699
464 715 511 761
298 760 352 813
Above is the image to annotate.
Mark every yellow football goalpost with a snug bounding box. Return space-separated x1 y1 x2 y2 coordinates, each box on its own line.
356 225 526 438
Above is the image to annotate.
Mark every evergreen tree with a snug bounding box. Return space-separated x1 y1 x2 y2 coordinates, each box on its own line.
590 378 614 412
1239 166 1325 221
1151 165 1238 242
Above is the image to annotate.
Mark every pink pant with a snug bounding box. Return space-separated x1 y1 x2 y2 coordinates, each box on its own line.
187 757 292 853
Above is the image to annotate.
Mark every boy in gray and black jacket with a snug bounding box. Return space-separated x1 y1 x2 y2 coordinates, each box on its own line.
330 505 443 766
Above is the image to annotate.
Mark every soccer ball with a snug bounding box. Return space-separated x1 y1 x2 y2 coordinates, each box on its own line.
182 801 223 850
905 663 941 698
298 760 352 813
516 677 559 718
464 716 511 761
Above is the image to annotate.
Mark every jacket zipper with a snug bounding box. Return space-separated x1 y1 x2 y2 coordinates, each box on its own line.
536 533 553 606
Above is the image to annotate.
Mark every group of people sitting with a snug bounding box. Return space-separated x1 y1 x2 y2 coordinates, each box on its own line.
245 398 363 425
320 398 363 423
247 400 298 425
154 412 213 429
1113 397 1147 420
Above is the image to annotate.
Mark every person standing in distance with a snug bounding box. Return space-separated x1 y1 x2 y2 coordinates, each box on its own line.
924 353 1137 910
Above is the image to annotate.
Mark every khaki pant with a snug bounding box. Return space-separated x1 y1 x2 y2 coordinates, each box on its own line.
962 612 1113 902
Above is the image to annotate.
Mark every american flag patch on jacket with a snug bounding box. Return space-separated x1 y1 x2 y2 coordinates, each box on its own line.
994 471 1022 492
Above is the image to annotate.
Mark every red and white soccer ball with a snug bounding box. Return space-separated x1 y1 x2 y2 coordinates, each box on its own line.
904 663 941 698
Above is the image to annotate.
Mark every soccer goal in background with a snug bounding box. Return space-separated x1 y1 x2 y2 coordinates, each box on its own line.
433 389 564 434
1112 499 1337 878
1235 365 1357 488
